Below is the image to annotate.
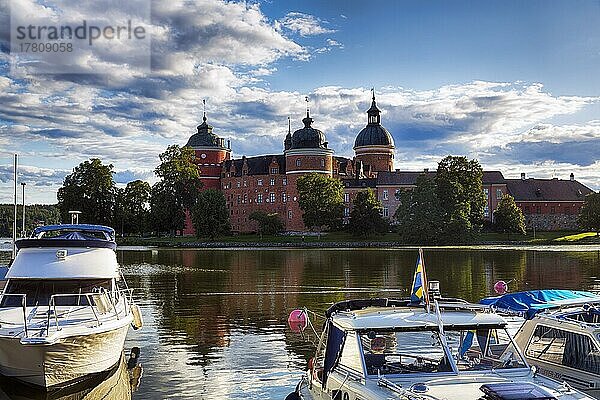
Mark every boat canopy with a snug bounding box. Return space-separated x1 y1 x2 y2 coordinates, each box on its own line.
480 290 600 319
32 224 115 240
6 247 120 279
331 306 506 331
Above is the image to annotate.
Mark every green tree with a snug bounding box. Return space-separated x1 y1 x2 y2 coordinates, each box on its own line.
578 192 600 235
191 189 231 239
249 210 284 236
57 158 117 225
0 204 60 237
296 173 344 232
493 194 526 236
348 189 388 237
394 174 445 244
151 145 202 234
115 180 151 236
435 156 486 241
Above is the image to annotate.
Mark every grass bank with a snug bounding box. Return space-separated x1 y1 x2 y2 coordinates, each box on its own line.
117 231 599 248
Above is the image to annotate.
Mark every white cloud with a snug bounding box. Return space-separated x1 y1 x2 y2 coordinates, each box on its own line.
275 12 335 37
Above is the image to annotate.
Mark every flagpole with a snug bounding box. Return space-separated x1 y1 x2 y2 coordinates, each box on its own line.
12 154 18 260
419 247 430 312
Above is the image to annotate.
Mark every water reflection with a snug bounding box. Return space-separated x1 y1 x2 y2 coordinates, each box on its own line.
116 248 600 399
0 354 138 400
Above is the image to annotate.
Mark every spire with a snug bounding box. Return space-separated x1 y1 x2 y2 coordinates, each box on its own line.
284 116 292 151
288 116 291 135
202 99 207 122
367 89 381 125
302 95 313 127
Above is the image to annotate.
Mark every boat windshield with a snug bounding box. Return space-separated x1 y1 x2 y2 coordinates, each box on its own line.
360 327 526 376
0 279 112 307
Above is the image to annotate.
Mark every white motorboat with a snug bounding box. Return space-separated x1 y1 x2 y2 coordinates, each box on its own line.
482 290 600 397
0 224 143 388
287 250 592 400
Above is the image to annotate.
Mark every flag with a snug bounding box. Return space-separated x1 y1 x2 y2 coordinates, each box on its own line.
410 248 429 305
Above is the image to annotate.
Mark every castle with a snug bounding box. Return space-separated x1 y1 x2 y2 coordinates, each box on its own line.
182 94 593 234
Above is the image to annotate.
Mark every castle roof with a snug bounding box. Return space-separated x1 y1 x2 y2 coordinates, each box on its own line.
506 178 593 202
354 91 394 148
223 155 286 177
290 110 328 150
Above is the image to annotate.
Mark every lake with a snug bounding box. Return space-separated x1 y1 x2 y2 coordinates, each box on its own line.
1 246 600 398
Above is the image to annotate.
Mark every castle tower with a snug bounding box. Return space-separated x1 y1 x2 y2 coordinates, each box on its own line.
353 91 395 176
285 105 334 230
185 110 231 190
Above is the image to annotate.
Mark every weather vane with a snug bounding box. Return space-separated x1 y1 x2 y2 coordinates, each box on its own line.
305 95 310 114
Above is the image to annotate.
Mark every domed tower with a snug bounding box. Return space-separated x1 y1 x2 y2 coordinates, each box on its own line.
285 105 334 231
354 91 395 176
185 111 231 190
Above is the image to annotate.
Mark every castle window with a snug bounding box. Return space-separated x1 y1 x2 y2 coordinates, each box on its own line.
496 189 503 199
344 207 349 217
296 159 301 167
484 188 489 198
524 206 530 214
283 178 287 186
257 194 263 203
271 168 278 174
383 207 389 218
237 181 241 188
237 195 241 204
320 159 325 168
257 179 263 186
344 193 349 203
270 193 276 203
282 193 287 202
243 180 247 187
288 210 293 219
270 178 275 186
383 190 388 201
243 194 248 203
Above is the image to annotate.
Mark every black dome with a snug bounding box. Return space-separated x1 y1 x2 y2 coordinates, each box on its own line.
290 112 328 149
185 115 226 148
354 125 394 147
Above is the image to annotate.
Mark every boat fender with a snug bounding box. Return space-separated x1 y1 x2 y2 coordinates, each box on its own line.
128 346 141 369
131 304 143 330
284 392 301 400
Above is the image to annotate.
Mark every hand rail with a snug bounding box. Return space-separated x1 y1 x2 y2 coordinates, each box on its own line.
1 289 134 338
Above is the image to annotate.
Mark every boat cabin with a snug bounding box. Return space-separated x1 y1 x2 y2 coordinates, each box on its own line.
312 299 528 391
482 290 600 395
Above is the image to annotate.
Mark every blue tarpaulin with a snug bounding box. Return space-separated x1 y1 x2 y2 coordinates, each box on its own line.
322 323 345 388
480 290 600 319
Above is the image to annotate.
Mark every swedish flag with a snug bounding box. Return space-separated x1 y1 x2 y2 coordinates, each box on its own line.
410 249 428 304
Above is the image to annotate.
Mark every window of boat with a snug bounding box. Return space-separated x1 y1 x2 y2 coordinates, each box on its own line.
338 331 363 374
359 330 450 375
0 279 112 307
526 325 600 374
446 327 527 371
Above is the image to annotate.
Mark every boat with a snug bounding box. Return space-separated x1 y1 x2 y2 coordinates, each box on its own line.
286 250 592 400
0 224 143 388
481 290 600 397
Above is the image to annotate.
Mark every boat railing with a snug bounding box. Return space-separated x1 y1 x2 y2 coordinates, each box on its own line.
0 289 133 338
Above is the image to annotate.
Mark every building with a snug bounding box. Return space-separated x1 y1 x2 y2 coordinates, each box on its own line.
181 96 594 234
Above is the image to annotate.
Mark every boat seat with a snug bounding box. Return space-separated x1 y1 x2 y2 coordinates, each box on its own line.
364 353 386 374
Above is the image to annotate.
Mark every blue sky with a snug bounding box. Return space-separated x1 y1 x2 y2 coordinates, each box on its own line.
0 0 599 203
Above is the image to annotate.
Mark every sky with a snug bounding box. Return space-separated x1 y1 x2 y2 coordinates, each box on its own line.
0 0 599 204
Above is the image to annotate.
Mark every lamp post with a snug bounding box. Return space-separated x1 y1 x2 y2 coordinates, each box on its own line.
21 182 26 238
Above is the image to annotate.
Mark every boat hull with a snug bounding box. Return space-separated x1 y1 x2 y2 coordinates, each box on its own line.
0 324 130 387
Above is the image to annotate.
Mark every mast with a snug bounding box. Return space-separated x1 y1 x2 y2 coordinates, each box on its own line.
12 154 17 259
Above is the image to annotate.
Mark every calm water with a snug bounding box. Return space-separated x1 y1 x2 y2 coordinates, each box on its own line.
1 246 600 399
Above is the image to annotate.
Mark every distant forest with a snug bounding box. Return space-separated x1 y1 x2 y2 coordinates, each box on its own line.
0 204 60 237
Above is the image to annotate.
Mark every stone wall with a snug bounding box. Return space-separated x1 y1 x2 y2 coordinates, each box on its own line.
525 214 580 231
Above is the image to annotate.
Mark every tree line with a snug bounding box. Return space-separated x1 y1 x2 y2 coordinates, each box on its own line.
53 148 599 242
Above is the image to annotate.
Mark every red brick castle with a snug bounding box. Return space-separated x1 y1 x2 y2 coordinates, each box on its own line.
183 94 593 234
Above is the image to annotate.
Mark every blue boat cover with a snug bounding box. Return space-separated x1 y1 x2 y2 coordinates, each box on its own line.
480 290 600 319
33 224 115 238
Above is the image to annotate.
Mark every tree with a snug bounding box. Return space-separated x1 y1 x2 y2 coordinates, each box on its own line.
191 189 231 239
151 145 202 234
115 180 151 236
493 194 526 236
296 173 344 232
348 189 388 237
0 204 60 237
394 174 446 244
435 156 486 241
57 158 117 225
579 192 600 235
249 210 284 236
